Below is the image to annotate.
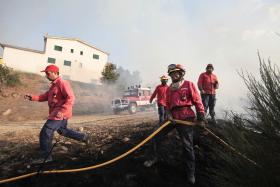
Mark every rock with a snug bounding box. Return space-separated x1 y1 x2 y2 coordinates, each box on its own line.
61 146 68 152
123 137 130 142
2 109 12 116
78 127 84 132
65 141 72 145
107 135 113 139
11 92 19 98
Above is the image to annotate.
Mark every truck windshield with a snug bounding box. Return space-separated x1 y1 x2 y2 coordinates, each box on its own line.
124 90 138 97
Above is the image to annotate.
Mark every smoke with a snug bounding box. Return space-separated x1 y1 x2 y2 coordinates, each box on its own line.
92 0 280 115
71 81 119 115
72 66 144 115
116 66 142 90
1 0 280 116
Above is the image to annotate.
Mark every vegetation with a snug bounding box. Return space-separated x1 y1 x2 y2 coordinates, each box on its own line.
100 63 120 84
0 64 21 87
239 53 280 137
100 62 143 94
226 53 280 186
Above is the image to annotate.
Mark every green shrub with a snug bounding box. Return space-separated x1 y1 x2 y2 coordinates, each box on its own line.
0 64 21 87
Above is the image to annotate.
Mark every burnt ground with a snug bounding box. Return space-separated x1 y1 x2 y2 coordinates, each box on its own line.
1 112 278 187
1 72 279 187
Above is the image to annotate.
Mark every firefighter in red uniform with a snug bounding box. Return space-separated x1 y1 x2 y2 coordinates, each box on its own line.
150 75 169 124
198 64 219 123
145 64 205 184
25 65 89 163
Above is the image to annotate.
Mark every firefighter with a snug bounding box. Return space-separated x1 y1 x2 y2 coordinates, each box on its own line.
149 75 169 124
145 64 205 184
197 64 219 123
25 65 89 163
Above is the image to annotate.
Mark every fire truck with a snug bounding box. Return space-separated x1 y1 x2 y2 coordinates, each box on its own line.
111 85 157 114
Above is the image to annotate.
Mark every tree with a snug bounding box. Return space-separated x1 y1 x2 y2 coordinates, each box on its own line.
100 63 119 84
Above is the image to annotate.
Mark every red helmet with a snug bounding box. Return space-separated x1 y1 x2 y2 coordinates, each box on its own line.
160 75 169 80
41 65 59 73
167 64 185 75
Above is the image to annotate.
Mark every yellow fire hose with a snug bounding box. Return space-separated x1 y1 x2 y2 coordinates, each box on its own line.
0 120 259 184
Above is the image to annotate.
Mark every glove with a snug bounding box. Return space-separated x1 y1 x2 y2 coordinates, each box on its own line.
166 110 176 125
196 112 206 128
24 94 32 101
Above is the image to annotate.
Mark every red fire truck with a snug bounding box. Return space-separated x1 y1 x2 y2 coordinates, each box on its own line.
111 85 156 114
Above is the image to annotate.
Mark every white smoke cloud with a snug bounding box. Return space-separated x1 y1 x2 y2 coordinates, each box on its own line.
1 0 280 115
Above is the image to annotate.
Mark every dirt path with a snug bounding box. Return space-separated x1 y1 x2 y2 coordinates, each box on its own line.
0 111 157 132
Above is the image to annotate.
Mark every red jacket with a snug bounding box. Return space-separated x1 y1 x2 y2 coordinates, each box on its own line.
166 80 204 120
31 77 75 120
150 84 168 106
197 72 219 94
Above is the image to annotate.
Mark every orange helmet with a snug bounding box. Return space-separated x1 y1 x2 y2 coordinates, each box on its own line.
167 64 185 75
160 75 169 80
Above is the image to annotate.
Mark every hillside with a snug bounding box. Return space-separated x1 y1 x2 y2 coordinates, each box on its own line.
0 72 115 122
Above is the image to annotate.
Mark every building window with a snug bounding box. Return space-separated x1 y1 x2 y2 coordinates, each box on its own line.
93 54 99 59
47 57 56 64
54 45 62 51
71 49 74 53
64 60 71 66
79 63 83 68
80 51 83 55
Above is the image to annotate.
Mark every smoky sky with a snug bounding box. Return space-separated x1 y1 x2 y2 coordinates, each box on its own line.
1 0 280 115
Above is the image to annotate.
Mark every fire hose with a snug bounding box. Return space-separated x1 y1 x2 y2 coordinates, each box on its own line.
0 120 260 184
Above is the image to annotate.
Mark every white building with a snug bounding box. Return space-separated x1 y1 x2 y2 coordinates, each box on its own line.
0 35 109 84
